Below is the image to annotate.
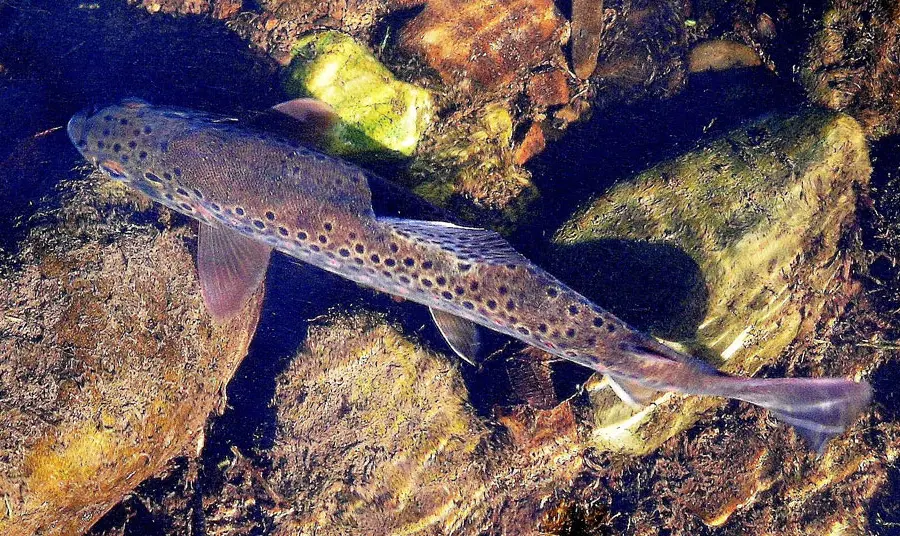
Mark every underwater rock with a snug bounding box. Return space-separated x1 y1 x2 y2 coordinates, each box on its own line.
803 0 900 138
266 314 585 536
283 30 434 157
0 170 262 535
554 110 871 455
688 39 762 72
398 0 567 94
410 103 539 232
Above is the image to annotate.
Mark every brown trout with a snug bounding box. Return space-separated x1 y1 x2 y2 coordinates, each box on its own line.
67 98 871 451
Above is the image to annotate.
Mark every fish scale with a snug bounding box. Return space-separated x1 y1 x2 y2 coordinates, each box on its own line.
67 98 872 452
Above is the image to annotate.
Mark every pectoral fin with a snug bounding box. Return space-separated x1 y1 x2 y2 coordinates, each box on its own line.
198 224 273 320
271 98 339 142
430 308 481 365
606 374 660 408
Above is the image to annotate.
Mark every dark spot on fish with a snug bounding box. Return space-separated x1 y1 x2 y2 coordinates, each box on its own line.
77 139 87 148
382 271 392 278
112 143 121 152
144 126 152 134
506 300 516 310
422 279 433 287
547 288 558 298
173 167 182 177
310 244 320 252
458 263 472 271
403 258 415 267
506 263 517 270
104 115 113 121
469 282 479 291
355 244 364 254
517 327 530 336
487 300 497 310
568 305 579 316
176 188 189 197
422 261 433 270
97 141 105 149
139 151 147 159
298 231 308 240
318 235 328 244
120 155 129 163
442 291 453 299
606 324 616 333
508 316 518 324
253 220 265 230
385 258 396 267
498 286 508 295
587 337 597 346
324 222 333 231
133 129 141 136
566 328 576 337
265 211 275 221
593 317 604 328
180 203 193 212
399 275 411 283
160 141 169 153
538 323 548 333
120 118 128 125
565 351 577 357
463 301 474 309
370 254 380 263
454 286 464 295
334 178 343 186
102 129 110 136
279 227 289 236
235 207 245 216
390 243 399 253
192 189 203 199
163 172 172 180
339 248 350 257
164 193 175 201
436 276 446 286
128 141 137 149
354 258 364 265
144 172 162 183
326 252 336 259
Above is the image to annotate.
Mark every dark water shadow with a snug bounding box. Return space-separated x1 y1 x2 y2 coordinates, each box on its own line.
547 239 709 338
0 0 282 253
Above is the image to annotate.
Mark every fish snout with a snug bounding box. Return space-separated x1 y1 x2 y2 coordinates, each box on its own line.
67 103 101 149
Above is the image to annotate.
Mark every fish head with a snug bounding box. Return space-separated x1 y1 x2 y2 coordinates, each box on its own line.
67 98 236 188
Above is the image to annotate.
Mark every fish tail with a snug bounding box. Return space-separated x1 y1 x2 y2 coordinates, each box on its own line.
725 376 872 453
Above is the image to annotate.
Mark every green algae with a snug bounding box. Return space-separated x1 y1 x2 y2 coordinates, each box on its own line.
283 30 434 157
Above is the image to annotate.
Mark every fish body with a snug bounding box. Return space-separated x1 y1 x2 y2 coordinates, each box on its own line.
68 99 872 451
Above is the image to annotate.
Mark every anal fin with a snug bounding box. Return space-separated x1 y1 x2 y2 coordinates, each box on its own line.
430 308 481 365
198 224 273 320
606 374 660 408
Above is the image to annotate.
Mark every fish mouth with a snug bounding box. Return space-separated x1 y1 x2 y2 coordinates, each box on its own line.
67 104 97 149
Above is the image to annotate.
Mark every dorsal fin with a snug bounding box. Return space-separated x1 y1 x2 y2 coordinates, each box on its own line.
197 224 273 320
378 218 529 266
430 308 482 365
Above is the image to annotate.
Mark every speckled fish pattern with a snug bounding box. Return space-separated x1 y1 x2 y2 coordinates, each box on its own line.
68 99 872 451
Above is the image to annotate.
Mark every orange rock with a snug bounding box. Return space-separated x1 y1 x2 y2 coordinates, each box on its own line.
212 0 242 19
399 0 566 92
526 69 570 107
513 122 547 165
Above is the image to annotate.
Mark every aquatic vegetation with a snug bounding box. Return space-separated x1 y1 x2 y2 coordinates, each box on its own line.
283 30 433 157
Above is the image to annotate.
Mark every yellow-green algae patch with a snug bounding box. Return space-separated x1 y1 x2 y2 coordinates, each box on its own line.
283 30 434 157
554 110 871 455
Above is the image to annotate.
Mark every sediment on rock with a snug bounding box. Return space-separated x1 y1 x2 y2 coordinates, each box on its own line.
0 170 262 536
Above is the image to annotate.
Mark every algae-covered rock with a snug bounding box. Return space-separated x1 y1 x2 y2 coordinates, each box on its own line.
0 167 262 535
265 314 585 536
283 30 434 157
554 110 871 455
410 103 539 232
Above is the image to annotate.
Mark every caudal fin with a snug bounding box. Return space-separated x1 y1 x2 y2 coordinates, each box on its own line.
729 377 872 453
